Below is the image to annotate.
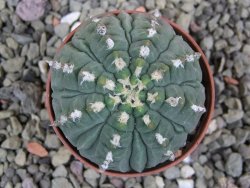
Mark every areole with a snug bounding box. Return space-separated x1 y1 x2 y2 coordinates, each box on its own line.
46 10 215 177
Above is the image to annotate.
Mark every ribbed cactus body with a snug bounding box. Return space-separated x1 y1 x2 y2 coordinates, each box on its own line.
50 12 206 172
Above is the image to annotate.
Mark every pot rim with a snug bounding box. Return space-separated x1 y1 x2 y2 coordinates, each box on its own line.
45 10 215 177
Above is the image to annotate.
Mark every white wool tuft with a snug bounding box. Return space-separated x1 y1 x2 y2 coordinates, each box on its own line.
191 104 206 112
109 94 121 107
151 70 163 82
172 59 184 68
70 110 82 122
112 58 126 71
165 97 182 107
53 61 62 70
185 54 195 62
147 28 157 38
140 46 150 58
106 38 114 49
151 20 159 28
101 151 113 170
118 112 129 124
135 67 143 77
80 71 95 84
142 114 151 126
96 25 107 35
155 133 167 145
59 115 68 124
92 18 100 23
164 150 175 161
147 92 158 104
110 134 121 147
103 79 115 91
90 102 105 113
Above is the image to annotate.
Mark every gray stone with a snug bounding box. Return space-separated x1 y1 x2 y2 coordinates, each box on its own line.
40 33 47 56
181 3 194 12
0 110 14 119
145 0 155 9
239 174 250 188
0 0 5 10
14 149 26 166
0 148 7 162
215 39 227 51
6 38 18 50
238 144 250 159
181 165 195 178
208 15 220 31
11 34 33 45
27 164 38 174
155 0 165 9
22 177 37 188
177 179 194 188
45 134 61 149
16 169 27 180
69 174 80 188
84 169 100 187
176 13 192 31
54 23 70 39
223 109 244 123
224 26 234 38
234 128 249 145
219 14 230 25
224 97 242 110
196 178 206 188
10 116 22 135
0 44 14 59
22 120 35 140
125 178 136 188
164 166 180 179
52 165 68 177
200 36 213 50
1 136 21 150
52 147 71 167
155 176 165 188
70 160 83 177
243 44 250 55
40 179 51 188
70 0 82 12
27 43 39 60
193 163 205 178
52 177 73 188
89 8 106 17
2 57 25 73
143 176 157 188
225 153 242 177
218 134 236 147
31 20 45 31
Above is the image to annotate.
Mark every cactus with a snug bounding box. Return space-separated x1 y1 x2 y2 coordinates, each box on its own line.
48 12 206 172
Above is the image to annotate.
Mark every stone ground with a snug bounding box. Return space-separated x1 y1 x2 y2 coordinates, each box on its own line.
0 0 250 188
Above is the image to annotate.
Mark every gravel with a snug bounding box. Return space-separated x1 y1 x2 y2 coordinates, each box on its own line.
0 0 249 187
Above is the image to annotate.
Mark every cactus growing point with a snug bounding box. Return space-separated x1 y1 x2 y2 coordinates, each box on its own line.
48 12 206 172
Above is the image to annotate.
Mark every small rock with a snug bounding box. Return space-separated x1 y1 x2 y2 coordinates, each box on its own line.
0 0 5 10
143 176 157 188
27 164 39 174
0 44 14 59
243 44 250 55
2 57 25 73
16 0 47 21
54 23 70 38
200 36 213 50
177 179 194 188
238 144 250 159
38 60 48 75
40 179 51 188
239 174 250 188
225 153 243 177
181 165 195 178
27 43 39 60
52 147 71 166
155 176 165 188
15 149 26 166
69 174 81 188
145 0 155 9
223 109 244 123
193 163 205 178
61 12 80 25
11 34 33 45
125 178 136 188
45 134 61 149
27 142 48 157
40 33 47 56
1 136 21 150
0 110 14 119
10 116 23 135
84 169 100 187
70 0 82 12
6 38 18 50
164 166 180 179
206 119 217 134
70 160 83 177
52 165 67 177
176 13 192 31
110 178 124 188
181 3 194 12
218 134 236 147
155 0 165 9
22 177 37 188
52 177 73 188
0 148 7 162
215 39 227 51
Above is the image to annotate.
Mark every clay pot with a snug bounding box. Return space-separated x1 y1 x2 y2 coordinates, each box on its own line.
46 10 215 177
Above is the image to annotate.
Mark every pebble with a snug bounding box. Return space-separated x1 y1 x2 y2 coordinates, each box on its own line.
143 176 157 188
155 176 165 188
70 160 83 177
45 134 61 149
0 44 14 59
40 33 47 56
1 136 21 150
218 133 236 147
27 142 48 157
243 44 250 55
70 0 82 12
6 37 18 50
181 3 194 12
52 165 68 177
52 177 73 188
155 0 166 9
10 116 23 135
223 109 244 123
200 36 213 50
145 0 155 9
11 34 33 45
54 23 70 38
125 178 136 188
22 177 37 188
84 169 100 187
52 147 71 167
238 144 250 159
0 110 14 119
2 57 25 73
163 166 180 179
225 153 243 177
16 0 46 21
0 148 7 162
206 119 217 134
177 179 194 188
15 149 26 166
176 13 192 31
27 43 39 60
239 174 250 188
0 0 5 10
61 12 80 25
181 165 195 178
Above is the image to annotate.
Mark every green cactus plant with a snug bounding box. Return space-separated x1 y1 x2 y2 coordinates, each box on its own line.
48 12 206 172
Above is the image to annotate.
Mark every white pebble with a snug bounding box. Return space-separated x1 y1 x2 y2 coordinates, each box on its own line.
61 12 81 25
180 165 195 178
177 179 194 188
155 176 165 188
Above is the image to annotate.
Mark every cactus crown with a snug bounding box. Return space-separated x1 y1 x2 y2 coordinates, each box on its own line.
49 12 206 172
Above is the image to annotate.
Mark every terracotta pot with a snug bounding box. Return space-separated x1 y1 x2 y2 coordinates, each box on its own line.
46 10 215 177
